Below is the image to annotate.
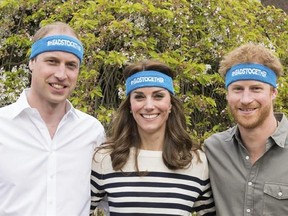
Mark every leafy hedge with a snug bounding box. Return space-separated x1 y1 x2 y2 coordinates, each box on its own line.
0 0 287 142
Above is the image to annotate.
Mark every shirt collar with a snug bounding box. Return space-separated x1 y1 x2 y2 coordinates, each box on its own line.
11 89 79 119
10 89 31 119
223 125 238 142
271 112 287 148
227 113 288 148
65 99 79 118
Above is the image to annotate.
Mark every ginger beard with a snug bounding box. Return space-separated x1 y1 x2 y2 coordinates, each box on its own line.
228 100 273 130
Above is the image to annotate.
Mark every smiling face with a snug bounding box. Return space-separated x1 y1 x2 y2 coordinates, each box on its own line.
227 80 277 129
130 87 172 136
28 50 80 107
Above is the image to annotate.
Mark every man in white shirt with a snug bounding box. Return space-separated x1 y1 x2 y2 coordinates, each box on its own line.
0 22 105 216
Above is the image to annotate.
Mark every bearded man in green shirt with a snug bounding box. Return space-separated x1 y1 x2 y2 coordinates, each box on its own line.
205 43 288 216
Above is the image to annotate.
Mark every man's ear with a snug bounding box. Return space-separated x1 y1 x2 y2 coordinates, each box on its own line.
272 87 278 100
225 89 229 101
28 59 34 72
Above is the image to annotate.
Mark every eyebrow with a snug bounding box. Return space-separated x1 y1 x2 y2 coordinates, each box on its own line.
43 55 79 64
132 89 166 94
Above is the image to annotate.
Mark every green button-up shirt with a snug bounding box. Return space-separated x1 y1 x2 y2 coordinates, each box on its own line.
205 113 288 216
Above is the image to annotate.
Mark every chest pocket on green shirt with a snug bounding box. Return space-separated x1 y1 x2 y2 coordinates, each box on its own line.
263 183 288 215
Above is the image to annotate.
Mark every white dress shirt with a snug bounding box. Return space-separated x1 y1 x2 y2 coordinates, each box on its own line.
0 89 105 216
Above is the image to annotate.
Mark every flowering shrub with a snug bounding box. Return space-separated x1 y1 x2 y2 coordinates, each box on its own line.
0 0 287 141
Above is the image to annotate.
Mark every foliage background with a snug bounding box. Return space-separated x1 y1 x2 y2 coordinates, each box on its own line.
0 0 288 144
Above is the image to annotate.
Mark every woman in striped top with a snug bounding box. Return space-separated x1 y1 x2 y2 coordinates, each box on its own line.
91 60 216 216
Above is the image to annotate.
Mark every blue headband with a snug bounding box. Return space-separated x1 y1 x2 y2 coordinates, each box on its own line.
30 35 84 63
125 70 174 95
225 63 277 88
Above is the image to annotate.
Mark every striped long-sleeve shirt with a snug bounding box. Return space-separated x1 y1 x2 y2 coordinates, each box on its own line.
91 147 215 216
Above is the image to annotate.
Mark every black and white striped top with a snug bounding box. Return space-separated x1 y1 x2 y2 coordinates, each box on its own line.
91 148 215 216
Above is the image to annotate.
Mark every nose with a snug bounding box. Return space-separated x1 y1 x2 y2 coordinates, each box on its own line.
240 89 253 104
144 97 155 110
54 64 67 80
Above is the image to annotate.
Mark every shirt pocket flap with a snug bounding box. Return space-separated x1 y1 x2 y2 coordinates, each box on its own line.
264 183 288 200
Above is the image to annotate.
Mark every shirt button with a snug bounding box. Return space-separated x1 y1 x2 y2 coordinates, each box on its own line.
248 182 253 186
278 192 283 197
245 156 250 160
246 209 251 213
